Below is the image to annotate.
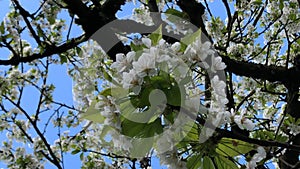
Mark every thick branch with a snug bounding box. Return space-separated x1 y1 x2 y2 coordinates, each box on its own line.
217 128 300 152
221 56 300 86
280 84 300 168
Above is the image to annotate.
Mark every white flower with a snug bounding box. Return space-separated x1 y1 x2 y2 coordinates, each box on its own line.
212 110 232 127
234 110 255 131
23 46 33 56
121 69 143 90
243 118 255 131
109 130 132 151
171 42 181 52
215 95 229 105
148 47 170 63
184 37 214 63
111 51 135 73
193 37 214 61
211 56 226 73
210 76 228 106
224 110 233 123
247 147 266 169
132 53 156 77
96 95 116 108
142 37 151 48
101 106 114 118
158 39 166 47
185 96 201 113
288 124 300 136
158 150 187 169
211 76 226 97
132 5 154 26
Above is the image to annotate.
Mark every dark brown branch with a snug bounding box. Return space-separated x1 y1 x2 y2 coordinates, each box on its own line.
34 58 49 124
222 0 232 25
101 0 126 20
13 0 42 46
148 0 159 12
184 105 300 152
0 35 87 65
176 0 207 36
280 84 300 168
3 95 62 169
217 128 300 152
221 55 300 86
253 5 265 27
91 0 101 8
236 90 256 111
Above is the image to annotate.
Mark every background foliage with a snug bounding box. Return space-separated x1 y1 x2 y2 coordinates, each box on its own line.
0 0 299 169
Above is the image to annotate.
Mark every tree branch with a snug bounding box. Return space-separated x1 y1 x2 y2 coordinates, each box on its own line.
221 55 300 86
217 128 300 152
0 35 87 65
3 95 62 169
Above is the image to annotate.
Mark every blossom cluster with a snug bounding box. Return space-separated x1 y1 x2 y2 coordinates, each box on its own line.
81 30 230 167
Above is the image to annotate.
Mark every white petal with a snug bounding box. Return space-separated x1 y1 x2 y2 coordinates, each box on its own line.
243 118 255 131
234 115 244 130
142 38 152 48
126 51 135 62
171 42 181 52
116 53 125 62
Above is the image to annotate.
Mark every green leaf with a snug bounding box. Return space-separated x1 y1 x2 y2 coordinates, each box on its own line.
130 137 154 157
279 0 284 10
163 109 177 124
252 0 262 5
203 156 215 169
179 42 188 52
120 99 161 123
184 123 199 141
100 88 112 97
80 100 105 123
71 149 81 155
75 47 82 55
216 138 254 157
214 155 239 169
80 153 84 161
181 28 202 46
165 9 189 22
121 118 163 138
103 69 113 82
59 53 68 64
187 154 202 169
120 100 137 115
149 25 162 46
276 134 289 142
130 42 144 52
101 87 127 97
48 16 55 25
101 67 119 86
0 21 5 34
130 75 168 108
152 74 184 106
37 26 44 38
128 73 184 122
165 81 183 106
